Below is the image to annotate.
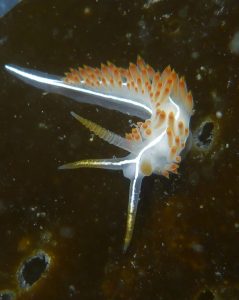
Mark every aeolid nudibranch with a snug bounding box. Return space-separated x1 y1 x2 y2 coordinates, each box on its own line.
5 57 193 251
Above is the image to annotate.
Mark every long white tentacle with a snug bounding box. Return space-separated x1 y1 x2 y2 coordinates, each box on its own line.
5 64 152 119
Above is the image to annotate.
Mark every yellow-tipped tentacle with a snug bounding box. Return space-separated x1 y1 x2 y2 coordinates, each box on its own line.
59 158 129 171
59 159 106 170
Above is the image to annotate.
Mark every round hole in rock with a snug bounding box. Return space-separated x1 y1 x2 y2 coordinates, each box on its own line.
197 288 215 300
194 121 214 150
17 251 50 289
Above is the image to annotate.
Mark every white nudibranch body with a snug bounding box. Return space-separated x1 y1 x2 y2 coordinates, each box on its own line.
5 57 193 251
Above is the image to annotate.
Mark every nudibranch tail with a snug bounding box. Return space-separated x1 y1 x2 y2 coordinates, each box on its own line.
123 175 143 252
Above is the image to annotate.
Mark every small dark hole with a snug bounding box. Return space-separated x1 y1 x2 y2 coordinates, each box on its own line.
18 251 50 289
197 289 215 300
22 256 48 286
194 121 214 149
198 122 214 145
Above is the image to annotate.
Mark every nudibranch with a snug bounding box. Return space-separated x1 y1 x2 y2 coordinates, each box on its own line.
5 57 193 251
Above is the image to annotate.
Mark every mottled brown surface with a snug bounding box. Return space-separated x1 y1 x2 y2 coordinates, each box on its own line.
0 0 239 299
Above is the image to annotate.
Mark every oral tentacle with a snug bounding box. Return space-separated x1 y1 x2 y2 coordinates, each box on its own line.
59 158 134 170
